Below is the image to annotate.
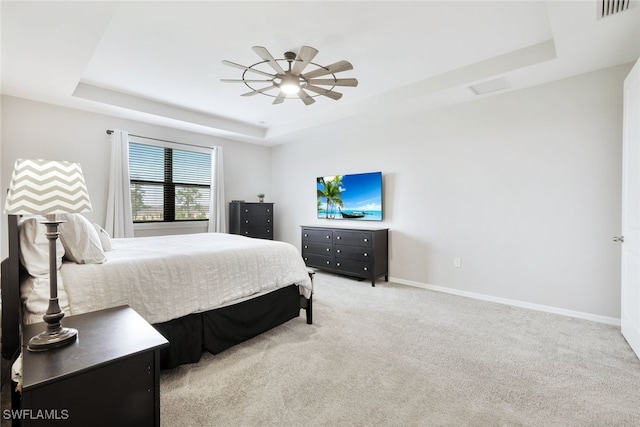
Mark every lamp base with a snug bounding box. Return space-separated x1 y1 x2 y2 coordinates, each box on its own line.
27 327 78 352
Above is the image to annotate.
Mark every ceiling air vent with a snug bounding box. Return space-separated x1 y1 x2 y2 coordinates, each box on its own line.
469 77 510 96
598 0 631 19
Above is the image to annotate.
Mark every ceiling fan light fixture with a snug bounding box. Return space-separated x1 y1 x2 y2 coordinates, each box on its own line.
221 45 357 105
280 78 301 94
280 84 300 94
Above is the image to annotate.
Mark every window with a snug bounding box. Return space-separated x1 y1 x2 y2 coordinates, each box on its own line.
129 140 211 222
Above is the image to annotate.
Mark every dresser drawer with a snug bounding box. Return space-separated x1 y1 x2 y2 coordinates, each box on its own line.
334 258 372 276
241 204 272 216
334 230 373 247
239 226 272 239
302 241 333 256
241 215 272 227
303 253 334 269
302 228 333 243
23 351 156 427
335 245 372 261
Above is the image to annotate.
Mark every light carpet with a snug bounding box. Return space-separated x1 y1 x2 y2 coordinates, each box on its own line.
160 272 640 426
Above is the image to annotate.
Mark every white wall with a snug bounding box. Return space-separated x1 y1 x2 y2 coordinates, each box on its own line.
1 95 271 256
271 64 632 320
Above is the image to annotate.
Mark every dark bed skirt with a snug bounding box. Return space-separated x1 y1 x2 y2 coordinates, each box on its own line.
152 284 303 369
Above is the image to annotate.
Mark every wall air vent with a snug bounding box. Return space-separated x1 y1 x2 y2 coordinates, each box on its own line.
598 0 631 19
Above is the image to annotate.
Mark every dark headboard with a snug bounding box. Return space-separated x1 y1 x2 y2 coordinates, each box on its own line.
1 215 21 359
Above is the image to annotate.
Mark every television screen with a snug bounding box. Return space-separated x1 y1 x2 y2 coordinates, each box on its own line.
317 171 382 221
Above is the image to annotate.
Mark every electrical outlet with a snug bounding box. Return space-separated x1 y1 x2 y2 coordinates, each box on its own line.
454 257 462 268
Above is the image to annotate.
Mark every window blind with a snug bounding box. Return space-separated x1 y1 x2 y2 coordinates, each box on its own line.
129 142 211 222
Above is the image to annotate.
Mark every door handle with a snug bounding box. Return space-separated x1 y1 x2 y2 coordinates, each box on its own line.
613 236 624 243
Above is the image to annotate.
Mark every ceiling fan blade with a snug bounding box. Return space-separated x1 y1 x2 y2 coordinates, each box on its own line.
304 84 343 100
291 46 319 75
221 60 275 78
221 79 274 83
241 85 276 96
252 46 285 74
273 91 286 105
298 90 316 105
307 78 358 87
302 60 354 79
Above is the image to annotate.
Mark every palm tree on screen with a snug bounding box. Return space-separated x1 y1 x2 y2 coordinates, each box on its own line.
317 176 343 218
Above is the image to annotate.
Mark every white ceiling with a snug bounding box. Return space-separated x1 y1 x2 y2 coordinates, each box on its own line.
2 1 639 146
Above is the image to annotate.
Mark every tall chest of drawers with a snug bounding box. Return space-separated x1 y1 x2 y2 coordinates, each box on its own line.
229 202 274 239
301 225 388 286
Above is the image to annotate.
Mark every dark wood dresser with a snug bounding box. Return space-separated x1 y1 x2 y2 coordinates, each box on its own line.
18 306 169 427
229 202 274 239
301 225 388 286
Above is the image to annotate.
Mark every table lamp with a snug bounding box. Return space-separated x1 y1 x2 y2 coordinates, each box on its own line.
4 159 92 351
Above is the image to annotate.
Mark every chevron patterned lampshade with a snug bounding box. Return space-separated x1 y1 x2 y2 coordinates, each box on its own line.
4 159 92 215
4 159 92 351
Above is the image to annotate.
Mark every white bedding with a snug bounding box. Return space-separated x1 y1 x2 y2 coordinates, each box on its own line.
22 233 312 325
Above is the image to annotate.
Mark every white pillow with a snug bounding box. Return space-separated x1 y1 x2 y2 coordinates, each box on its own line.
58 213 106 264
18 216 65 277
93 223 112 251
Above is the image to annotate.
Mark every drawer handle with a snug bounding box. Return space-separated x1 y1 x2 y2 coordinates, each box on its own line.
326 235 331 239
326 248 331 252
245 209 249 213
267 229 271 233
363 253 368 257
267 219 271 223
363 267 368 271
304 257 308 261
244 231 249 235
304 245 308 249
336 249 341 253
245 220 249 224
337 236 341 240
304 234 308 237
326 261 330 265
337 262 341 267
267 209 270 212
364 238 368 242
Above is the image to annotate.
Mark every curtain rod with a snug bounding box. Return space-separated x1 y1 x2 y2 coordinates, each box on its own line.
106 129 212 150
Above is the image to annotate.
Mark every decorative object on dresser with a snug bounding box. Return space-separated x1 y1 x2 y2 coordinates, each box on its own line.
19 306 168 426
301 226 388 286
229 201 274 239
3 159 92 352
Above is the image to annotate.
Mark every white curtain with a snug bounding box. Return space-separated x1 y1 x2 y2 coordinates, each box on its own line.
208 146 226 233
105 129 134 238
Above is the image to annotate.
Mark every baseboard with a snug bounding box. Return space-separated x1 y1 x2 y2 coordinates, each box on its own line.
389 276 621 326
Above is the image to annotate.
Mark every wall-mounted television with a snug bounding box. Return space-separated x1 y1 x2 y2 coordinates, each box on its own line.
317 171 382 221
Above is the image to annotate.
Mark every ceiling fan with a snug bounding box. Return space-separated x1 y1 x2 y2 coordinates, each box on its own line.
221 46 358 105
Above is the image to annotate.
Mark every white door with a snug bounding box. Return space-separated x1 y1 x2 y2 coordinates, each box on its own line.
621 58 640 358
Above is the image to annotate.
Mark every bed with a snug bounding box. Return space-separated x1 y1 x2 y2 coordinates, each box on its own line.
1 214 313 369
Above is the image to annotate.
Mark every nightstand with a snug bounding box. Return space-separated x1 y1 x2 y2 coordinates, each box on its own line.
18 306 169 426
